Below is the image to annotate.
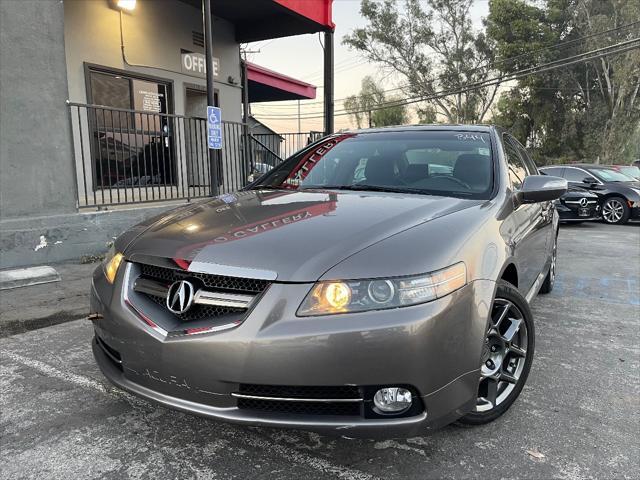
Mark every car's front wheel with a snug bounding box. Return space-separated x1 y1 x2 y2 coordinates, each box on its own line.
602 196 630 225
458 281 535 425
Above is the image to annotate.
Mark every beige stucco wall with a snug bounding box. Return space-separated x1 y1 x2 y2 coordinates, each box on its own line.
62 0 247 204
63 0 242 121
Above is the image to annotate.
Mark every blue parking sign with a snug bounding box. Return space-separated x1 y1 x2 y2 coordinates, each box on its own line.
207 106 222 149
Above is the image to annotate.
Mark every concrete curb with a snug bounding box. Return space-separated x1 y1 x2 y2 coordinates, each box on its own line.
0 266 61 290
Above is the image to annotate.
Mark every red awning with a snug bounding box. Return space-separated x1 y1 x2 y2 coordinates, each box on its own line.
247 62 316 102
179 1 334 42
273 0 334 30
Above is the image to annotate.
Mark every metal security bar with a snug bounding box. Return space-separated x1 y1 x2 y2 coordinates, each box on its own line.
67 102 250 208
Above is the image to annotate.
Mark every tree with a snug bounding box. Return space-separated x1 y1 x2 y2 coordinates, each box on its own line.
487 0 640 164
343 76 408 127
343 0 500 124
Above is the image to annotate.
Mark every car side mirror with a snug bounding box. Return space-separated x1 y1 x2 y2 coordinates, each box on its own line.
582 177 596 185
515 175 568 204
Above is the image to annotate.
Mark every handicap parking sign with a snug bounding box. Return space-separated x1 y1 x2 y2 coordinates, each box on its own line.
207 106 222 150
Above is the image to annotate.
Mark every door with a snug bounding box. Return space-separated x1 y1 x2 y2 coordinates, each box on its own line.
503 135 550 293
515 139 554 266
184 88 224 191
184 88 209 188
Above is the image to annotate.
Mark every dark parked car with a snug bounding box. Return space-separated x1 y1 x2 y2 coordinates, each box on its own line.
90 126 567 437
540 181 600 223
540 164 640 225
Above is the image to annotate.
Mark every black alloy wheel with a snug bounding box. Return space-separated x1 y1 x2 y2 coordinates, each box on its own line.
458 281 535 425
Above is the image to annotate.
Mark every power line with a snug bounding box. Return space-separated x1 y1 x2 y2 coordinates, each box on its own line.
256 32 640 116
253 37 640 120
252 19 640 110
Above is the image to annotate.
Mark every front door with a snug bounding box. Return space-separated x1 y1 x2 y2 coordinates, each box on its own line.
503 136 550 293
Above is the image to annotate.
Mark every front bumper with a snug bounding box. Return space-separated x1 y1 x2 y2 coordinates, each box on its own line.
556 202 600 222
90 264 495 437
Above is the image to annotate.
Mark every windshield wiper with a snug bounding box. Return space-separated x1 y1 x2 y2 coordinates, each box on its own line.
300 184 415 193
247 185 288 190
302 184 473 196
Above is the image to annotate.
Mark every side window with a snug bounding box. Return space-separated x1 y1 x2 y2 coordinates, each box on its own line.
503 136 528 190
541 167 564 177
564 167 590 183
515 143 538 175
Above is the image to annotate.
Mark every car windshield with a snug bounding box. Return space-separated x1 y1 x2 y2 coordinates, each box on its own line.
251 131 494 199
619 166 640 179
589 168 636 182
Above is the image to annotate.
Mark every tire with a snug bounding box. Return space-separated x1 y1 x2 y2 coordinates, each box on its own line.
539 233 557 294
457 281 535 426
602 196 630 225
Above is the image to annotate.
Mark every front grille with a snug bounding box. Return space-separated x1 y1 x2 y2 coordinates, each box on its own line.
140 263 269 294
237 398 361 416
236 384 362 417
239 384 361 399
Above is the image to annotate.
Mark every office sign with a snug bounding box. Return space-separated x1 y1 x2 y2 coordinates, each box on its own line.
207 106 222 150
181 52 220 78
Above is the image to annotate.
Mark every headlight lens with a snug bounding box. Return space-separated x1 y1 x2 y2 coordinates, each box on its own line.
297 262 466 316
103 247 124 284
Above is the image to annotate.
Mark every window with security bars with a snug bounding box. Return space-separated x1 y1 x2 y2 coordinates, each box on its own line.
87 68 175 189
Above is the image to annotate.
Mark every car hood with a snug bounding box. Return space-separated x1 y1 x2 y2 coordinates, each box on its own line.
606 181 640 198
124 189 484 282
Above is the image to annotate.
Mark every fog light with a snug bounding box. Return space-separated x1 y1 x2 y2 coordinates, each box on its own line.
373 387 412 413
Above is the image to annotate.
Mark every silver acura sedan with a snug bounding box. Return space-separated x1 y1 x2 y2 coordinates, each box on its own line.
90 125 567 436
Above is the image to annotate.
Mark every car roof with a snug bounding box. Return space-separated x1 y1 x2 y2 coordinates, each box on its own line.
341 124 497 135
541 164 615 169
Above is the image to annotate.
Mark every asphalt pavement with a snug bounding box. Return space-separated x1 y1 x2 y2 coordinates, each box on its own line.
1 222 638 480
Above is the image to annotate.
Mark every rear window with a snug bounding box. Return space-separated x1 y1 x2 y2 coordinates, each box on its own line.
252 131 494 199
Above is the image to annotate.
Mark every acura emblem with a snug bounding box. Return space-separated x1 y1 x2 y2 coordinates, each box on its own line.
579 197 588 207
166 280 195 314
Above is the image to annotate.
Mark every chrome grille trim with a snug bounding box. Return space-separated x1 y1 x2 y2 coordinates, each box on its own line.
231 393 364 403
133 277 256 309
194 290 255 309
188 261 277 281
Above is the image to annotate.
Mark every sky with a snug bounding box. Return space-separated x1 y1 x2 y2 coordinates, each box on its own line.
247 0 490 133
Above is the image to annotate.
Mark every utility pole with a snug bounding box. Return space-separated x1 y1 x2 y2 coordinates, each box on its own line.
202 0 218 195
297 99 301 133
241 51 251 180
323 30 334 135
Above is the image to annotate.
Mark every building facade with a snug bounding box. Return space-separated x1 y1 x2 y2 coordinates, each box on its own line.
0 0 333 268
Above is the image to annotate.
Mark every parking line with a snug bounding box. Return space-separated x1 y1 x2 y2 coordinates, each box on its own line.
0 349 379 480
0 350 107 394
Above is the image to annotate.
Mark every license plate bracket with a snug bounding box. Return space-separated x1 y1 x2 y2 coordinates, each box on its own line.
578 208 590 217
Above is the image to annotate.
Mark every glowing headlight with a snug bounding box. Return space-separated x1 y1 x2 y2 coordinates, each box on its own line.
103 247 124 284
297 262 466 316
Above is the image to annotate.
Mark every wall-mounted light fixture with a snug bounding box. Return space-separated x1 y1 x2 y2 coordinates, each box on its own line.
111 0 136 12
